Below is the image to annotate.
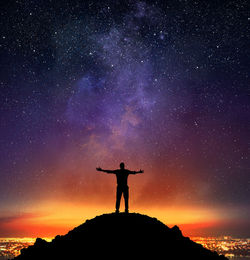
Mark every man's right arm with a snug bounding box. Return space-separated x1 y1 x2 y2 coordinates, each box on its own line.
96 167 115 174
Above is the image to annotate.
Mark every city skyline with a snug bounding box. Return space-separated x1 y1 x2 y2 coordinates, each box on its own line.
0 236 249 259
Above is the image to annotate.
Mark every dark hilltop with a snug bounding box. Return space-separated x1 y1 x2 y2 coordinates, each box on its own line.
14 213 228 260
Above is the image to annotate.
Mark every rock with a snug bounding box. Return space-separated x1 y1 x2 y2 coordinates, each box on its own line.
14 213 228 260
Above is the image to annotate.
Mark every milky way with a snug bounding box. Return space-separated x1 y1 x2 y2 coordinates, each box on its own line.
0 0 249 237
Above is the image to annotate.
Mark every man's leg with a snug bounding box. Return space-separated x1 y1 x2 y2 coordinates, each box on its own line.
116 186 122 213
123 186 129 213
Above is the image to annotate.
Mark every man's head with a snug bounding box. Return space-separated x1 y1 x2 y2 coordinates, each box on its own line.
120 162 125 169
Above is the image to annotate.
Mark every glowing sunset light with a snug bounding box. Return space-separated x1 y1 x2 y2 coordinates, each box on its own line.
1 197 246 238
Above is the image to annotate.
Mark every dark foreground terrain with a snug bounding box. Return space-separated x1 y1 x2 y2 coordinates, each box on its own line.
14 213 228 260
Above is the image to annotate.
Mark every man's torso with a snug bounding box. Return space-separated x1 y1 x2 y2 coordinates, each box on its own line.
114 169 130 187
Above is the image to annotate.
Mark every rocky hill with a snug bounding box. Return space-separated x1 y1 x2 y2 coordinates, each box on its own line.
14 213 228 260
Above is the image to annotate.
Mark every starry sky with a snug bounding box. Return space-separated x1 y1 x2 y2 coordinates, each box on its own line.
0 0 249 238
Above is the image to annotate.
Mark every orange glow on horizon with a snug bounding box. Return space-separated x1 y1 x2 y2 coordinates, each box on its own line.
0 199 234 238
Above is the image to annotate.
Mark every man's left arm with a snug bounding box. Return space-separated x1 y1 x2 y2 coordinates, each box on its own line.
129 169 144 175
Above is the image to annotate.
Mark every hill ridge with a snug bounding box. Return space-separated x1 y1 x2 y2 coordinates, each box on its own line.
14 213 228 260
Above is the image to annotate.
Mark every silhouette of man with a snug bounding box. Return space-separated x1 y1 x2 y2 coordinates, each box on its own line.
96 162 144 213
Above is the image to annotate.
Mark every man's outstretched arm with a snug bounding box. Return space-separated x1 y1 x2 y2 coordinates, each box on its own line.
96 167 115 174
129 169 144 175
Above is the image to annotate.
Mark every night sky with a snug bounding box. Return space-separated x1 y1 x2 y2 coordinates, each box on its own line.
0 0 249 238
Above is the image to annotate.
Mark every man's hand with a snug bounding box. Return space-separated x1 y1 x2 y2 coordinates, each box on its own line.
96 167 103 171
